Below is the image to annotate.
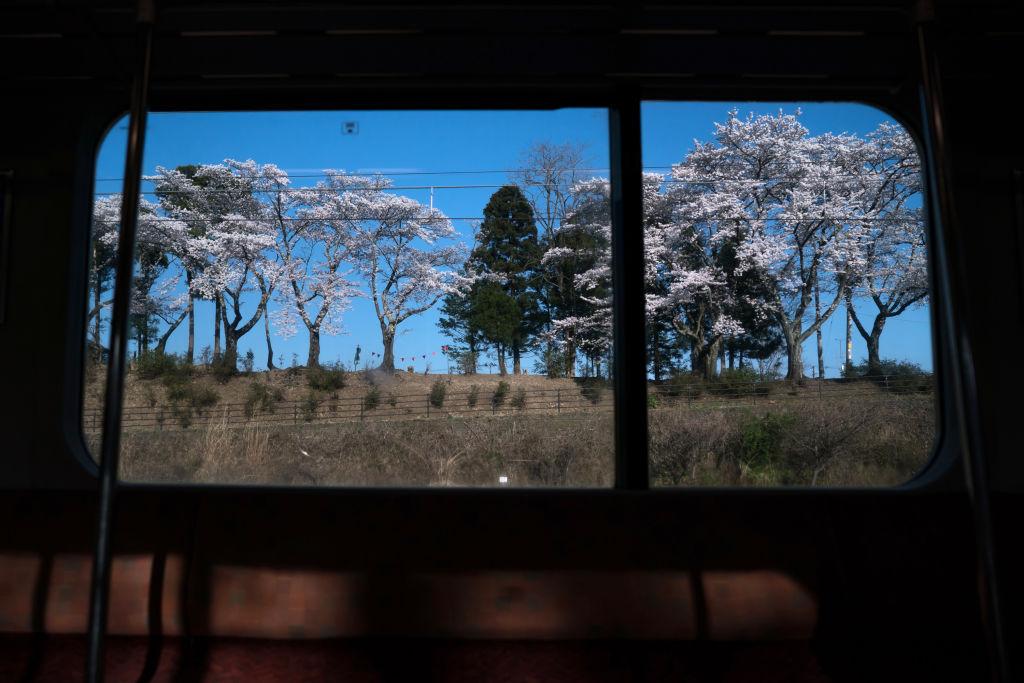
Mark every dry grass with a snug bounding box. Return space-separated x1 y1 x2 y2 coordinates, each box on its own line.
111 388 935 488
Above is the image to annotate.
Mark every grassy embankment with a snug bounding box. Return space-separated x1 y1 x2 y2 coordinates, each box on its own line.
84 361 935 488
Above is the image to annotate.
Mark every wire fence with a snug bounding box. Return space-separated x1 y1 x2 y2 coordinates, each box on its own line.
82 375 933 433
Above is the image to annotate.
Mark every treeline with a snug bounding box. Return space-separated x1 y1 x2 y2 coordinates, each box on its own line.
440 110 927 380
88 110 927 381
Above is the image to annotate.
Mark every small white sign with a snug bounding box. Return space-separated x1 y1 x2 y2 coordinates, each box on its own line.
498 475 509 485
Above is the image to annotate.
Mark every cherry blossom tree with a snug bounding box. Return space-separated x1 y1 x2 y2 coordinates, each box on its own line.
674 110 871 380
843 123 927 373
181 162 279 368
542 177 613 377
90 194 190 356
333 177 467 373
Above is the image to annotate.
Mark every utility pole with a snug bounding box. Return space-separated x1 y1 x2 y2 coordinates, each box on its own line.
845 302 853 373
814 275 825 379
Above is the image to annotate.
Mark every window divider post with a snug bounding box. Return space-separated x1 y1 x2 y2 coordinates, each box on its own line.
609 91 649 490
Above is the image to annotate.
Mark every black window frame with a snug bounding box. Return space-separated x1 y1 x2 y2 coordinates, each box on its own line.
62 83 956 495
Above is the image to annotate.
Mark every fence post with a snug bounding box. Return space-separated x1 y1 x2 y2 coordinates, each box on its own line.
557 389 561 414
818 376 823 400
426 395 430 417
293 404 297 424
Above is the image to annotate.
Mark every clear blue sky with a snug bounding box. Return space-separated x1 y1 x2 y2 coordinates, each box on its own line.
94 103 932 376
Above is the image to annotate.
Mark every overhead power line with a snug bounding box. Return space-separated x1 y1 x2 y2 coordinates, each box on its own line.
94 214 920 224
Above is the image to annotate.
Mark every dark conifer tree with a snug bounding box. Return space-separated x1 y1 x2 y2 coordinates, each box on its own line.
468 185 545 374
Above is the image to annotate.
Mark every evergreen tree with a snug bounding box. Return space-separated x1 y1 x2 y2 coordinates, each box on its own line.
438 274 485 374
469 185 545 374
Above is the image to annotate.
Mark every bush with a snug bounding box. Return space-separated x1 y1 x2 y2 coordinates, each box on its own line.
387 392 398 408
577 379 606 405
430 379 447 408
453 350 479 375
738 412 796 481
307 362 348 392
245 381 284 418
647 393 660 409
300 392 321 422
163 377 219 427
135 351 191 381
467 384 480 408
708 367 767 398
665 373 704 400
210 353 238 384
363 386 381 412
188 385 219 414
844 359 933 394
492 381 510 408
511 387 528 410
241 349 255 374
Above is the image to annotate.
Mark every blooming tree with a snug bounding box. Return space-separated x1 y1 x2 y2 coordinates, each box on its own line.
333 177 466 373
843 123 927 373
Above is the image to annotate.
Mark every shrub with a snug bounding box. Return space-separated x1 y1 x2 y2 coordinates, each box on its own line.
210 353 238 384
577 379 606 405
738 412 796 479
492 381 510 408
665 373 704 400
387 392 398 408
241 349 255 374
844 359 932 394
170 404 193 429
454 350 479 375
300 392 321 422
245 381 284 418
511 387 528 410
135 351 191 381
142 385 158 409
647 393 660 409
467 384 480 408
708 367 765 398
163 378 219 426
429 379 447 408
307 362 348 392
188 386 219 414
363 386 381 412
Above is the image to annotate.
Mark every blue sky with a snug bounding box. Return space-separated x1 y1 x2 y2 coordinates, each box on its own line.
94 103 932 376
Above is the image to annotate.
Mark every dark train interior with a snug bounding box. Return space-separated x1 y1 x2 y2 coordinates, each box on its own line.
0 1 1021 681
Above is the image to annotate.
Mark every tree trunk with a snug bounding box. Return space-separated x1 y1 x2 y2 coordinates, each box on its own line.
497 346 508 376
866 315 887 376
702 341 720 380
784 328 803 382
379 327 396 373
185 271 195 364
512 345 522 375
565 341 576 379
467 339 479 375
307 328 321 368
92 285 102 349
186 294 195 364
213 294 222 361
154 308 189 356
265 309 276 370
814 278 825 379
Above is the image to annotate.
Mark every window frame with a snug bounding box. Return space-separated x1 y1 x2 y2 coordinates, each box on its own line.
63 86 955 494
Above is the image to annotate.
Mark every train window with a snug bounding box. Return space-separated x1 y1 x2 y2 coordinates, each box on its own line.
84 109 615 487
642 103 936 487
